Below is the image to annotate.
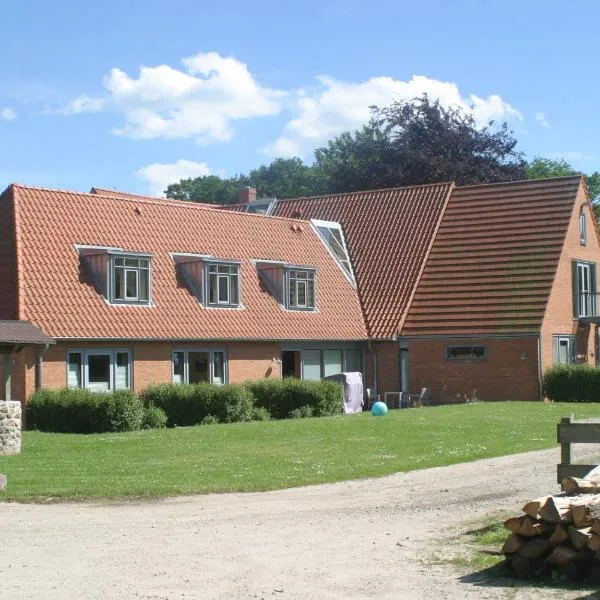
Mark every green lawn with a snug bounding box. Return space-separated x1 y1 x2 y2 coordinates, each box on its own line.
2 401 600 501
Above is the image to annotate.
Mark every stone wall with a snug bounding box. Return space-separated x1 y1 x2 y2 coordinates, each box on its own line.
0 401 21 455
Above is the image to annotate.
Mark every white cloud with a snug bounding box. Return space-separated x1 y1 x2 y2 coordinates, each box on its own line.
264 74 523 158
89 52 285 143
535 111 549 128
51 94 106 115
0 107 17 121
136 159 212 196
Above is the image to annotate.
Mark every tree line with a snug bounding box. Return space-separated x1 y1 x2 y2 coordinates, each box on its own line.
165 95 600 205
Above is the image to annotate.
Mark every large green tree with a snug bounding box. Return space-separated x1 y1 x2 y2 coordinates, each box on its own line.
166 158 324 204
314 95 526 192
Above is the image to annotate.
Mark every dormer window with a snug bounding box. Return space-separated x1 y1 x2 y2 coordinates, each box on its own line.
112 256 150 304
286 268 315 310
206 262 240 307
580 212 587 245
311 219 354 284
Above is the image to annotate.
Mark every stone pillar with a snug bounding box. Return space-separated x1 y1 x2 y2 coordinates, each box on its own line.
0 400 21 455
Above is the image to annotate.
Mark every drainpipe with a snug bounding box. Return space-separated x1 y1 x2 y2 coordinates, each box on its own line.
368 340 378 397
537 334 543 401
35 344 49 391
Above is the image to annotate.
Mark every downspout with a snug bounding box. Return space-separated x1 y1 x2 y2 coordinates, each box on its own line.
369 341 377 397
537 334 543 401
35 344 49 391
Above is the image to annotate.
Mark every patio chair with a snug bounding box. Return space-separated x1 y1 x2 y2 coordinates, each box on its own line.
407 387 431 408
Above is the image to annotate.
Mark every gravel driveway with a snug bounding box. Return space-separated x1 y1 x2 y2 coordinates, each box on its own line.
3 446 600 599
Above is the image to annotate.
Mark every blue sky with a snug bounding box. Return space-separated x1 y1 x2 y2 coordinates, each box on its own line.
1 0 598 196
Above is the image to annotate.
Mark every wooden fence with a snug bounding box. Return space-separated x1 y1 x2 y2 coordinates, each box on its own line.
557 416 600 483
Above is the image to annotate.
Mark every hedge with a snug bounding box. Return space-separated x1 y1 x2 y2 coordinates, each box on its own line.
543 365 600 403
26 389 147 433
246 378 343 419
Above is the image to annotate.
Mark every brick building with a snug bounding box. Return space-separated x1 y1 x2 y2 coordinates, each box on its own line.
0 175 598 405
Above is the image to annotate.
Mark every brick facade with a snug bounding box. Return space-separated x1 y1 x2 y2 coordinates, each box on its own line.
407 336 540 403
540 184 600 370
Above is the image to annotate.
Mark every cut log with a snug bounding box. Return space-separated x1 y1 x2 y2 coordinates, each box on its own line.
563 477 600 495
547 544 577 565
519 517 553 537
587 534 600 552
586 563 600 585
591 521 600 535
502 533 523 555
549 524 569 547
519 537 550 560
522 496 549 519
504 516 523 534
571 497 600 528
568 526 593 549
555 561 580 581
540 495 572 523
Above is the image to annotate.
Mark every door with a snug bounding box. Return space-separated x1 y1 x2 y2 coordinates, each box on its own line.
188 351 210 383
281 351 301 378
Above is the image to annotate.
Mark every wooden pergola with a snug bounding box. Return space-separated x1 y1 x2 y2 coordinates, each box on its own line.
0 321 55 401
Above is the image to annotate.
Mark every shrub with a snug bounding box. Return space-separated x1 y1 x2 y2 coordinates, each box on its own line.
142 405 168 429
246 378 343 419
140 383 255 426
251 406 271 421
26 388 144 433
140 383 213 427
201 415 219 425
543 365 600 402
290 405 314 419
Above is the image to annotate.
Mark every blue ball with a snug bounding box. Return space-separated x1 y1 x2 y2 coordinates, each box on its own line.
371 401 388 416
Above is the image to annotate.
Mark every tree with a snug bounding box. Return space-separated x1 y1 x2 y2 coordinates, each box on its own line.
165 158 325 204
525 156 600 207
314 95 526 193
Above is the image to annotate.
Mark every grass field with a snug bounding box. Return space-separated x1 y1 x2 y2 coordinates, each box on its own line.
2 401 600 501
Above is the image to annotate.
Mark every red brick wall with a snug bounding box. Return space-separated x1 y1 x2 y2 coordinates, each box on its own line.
407 337 540 403
541 183 600 370
32 341 282 397
0 186 18 320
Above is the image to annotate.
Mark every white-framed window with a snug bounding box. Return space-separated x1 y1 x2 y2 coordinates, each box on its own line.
574 261 597 318
293 348 363 380
172 348 227 385
111 255 151 304
311 219 355 283
286 268 316 310
580 212 587 245
206 263 240 307
67 349 132 391
446 346 486 361
553 335 576 365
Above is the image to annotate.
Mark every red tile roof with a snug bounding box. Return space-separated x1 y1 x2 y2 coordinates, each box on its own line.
273 183 454 338
5 184 367 341
402 176 584 336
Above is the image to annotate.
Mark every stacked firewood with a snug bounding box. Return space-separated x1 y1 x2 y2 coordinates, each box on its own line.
503 474 600 581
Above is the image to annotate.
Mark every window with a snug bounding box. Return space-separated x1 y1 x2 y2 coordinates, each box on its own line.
171 349 227 384
446 346 486 361
286 269 316 310
553 335 576 365
312 220 354 282
298 348 363 380
573 261 597 318
206 263 240 307
111 255 151 304
67 349 132 391
580 212 587 245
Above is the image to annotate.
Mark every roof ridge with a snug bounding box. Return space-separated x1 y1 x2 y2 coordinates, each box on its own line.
277 181 454 205
12 183 314 225
456 175 583 190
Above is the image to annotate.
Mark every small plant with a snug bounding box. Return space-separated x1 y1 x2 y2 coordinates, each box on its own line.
142 406 168 429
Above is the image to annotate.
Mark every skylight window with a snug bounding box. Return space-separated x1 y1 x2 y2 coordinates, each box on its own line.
311 219 354 283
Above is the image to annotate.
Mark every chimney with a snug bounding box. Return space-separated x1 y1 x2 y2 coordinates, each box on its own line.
239 186 256 205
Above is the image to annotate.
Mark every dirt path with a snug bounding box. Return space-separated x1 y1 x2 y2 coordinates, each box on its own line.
3 447 600 600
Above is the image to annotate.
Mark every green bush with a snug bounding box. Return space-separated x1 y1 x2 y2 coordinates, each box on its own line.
140 383 213 426
246 378 343 419
250 406 271 421
290 405 314 419
26 389 144 433
141 383 255 426
543 365 600 402
142 405 168 429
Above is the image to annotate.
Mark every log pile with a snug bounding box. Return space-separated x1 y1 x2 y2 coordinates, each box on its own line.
503 472 600 581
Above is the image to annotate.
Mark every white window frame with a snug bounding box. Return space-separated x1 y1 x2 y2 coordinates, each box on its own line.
205 262 241 308
311 219 355 285
285 268 316 311
297 348 364 380
577 262 593 317
171 348 228 385
110 254 152 305
580 212 587 245
67 348 132 391
553 335 576 365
